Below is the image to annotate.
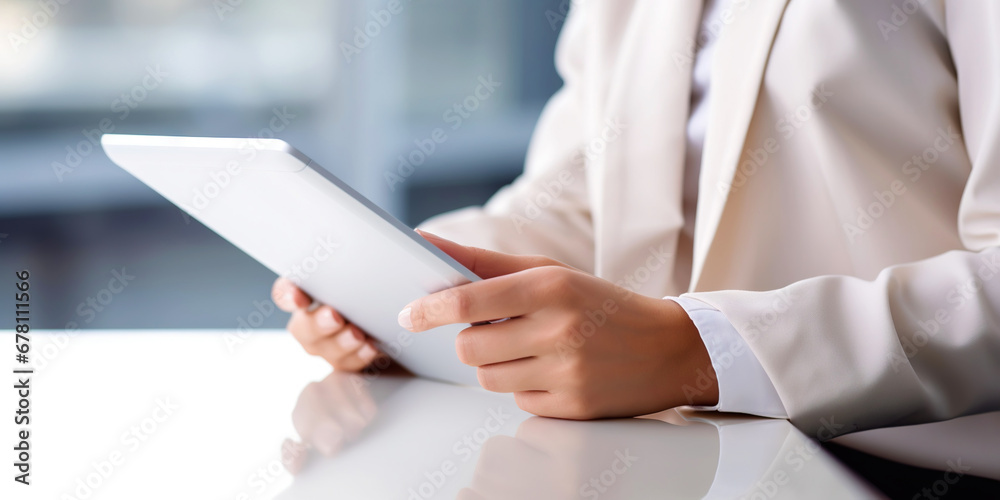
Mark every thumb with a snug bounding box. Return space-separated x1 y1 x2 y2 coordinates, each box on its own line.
416 229 566 279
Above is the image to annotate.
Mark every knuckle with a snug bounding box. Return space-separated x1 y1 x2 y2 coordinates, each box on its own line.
455 331 479 366
333 354 366 373
448 289 473 320
550 322 586 360
528 254 564 269
476 367 500 392
272 279 301 310
407 304 426 330
513 392 559 417
301 340 322 356
513 392 536 414
531 266 575 301
552 323 579 345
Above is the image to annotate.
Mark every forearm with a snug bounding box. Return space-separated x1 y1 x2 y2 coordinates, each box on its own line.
686 247 1000 438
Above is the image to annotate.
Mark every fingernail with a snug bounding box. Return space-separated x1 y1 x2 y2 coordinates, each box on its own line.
337 330 362 350
397 307 413 330
273 287 291 306
316 308 341 331
358 344 378 362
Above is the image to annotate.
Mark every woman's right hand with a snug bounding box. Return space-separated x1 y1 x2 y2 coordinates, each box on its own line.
272 277 382 372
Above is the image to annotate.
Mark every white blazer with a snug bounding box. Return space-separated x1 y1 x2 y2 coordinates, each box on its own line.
420 0 1000 437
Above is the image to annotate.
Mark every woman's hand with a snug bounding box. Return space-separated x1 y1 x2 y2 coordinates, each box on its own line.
281 371 380 475
401 231 718 419
272 277 382 372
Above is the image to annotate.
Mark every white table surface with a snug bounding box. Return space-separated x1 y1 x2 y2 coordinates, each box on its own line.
1 330 883 499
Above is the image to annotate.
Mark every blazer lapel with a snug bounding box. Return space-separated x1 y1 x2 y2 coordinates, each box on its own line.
690 0 791 291
593 0 702 297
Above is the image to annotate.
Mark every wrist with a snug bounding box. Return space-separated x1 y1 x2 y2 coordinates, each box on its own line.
659 299 719 407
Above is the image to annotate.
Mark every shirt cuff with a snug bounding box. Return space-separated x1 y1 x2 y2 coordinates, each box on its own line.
667 296 788 418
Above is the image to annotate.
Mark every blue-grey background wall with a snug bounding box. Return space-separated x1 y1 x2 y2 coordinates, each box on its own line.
0 0 567 329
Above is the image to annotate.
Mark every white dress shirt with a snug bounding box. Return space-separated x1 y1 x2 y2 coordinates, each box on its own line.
669 0 787 419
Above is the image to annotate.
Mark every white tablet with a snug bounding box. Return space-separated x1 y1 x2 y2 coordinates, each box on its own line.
101 134 479 386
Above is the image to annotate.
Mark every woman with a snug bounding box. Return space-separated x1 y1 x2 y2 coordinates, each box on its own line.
272 0 1000 437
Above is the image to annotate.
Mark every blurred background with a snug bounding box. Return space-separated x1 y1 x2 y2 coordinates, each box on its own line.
0 0 566 330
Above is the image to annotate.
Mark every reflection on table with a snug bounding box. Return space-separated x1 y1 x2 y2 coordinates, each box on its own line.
281 371 875 499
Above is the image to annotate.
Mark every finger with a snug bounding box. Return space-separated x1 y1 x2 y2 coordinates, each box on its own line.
309 420 347 456
311 305 346 336
280 438 310 475
273 277 312 312
291 381 326 436
417 229 566 278
513 391 591 420
316 372 371 437
470 435 551 497
401 267 562 332
455 319 544 366
332 340 381 373
513 416 590 456
477 357 551 393
311 327 371 370
333 373 378 422
290 382 348 455
287 306 347 350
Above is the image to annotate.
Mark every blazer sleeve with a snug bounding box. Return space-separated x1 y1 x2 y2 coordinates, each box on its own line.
683 3 1000 439
417 7 596 272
